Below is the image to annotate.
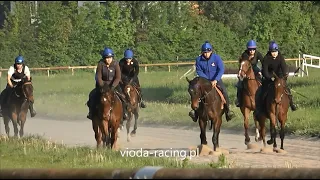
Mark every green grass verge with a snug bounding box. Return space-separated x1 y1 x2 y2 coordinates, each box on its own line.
0 65 319 137
0 135 227 168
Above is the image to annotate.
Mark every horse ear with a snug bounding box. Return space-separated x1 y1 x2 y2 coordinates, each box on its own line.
186 77 191 83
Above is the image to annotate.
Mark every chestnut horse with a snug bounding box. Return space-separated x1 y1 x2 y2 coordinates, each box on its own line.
91 85 122 149
186 76 225 151
122 79 139 142
237 59 261 145
254 72 290 150
2 77 34 138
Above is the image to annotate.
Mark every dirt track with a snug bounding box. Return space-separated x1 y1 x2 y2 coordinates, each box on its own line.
1 117 319 168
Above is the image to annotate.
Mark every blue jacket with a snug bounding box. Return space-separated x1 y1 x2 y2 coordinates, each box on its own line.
195 54 225 81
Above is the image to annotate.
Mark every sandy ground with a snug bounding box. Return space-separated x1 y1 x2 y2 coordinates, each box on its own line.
1 117 319 168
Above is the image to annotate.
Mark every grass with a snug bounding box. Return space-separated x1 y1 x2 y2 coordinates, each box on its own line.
0 135 227 169
0 64 319 137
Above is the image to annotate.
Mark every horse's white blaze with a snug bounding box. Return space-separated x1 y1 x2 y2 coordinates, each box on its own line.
103 98 107 102
127 87 131 98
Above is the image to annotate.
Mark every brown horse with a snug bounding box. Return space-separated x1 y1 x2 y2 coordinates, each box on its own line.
2 77 34 138
91 85 122 149
122 79 139 142
186 76 225 151
237 59 262 145
254 72 290 150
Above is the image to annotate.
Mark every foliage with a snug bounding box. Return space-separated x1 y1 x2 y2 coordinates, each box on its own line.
1 1 319 67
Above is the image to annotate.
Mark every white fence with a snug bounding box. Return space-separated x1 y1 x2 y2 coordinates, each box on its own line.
298 54 320 77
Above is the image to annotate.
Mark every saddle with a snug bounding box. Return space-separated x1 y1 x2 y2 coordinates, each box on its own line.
214 86 226 110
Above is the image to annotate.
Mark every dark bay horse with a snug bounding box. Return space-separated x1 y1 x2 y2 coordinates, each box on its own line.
237 59 261 145
186 76 226 151
254 72 290 150
2 77 34 138
122 79 139 142
91 85 122 149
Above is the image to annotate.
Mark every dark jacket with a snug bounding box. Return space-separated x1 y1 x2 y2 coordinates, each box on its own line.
96 59 121 88
240 50 264 74
119 58 139 79
262 52 288 80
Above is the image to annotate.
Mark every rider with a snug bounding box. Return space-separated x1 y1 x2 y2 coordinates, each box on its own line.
235 40 264 107
0 55 36 117
86 47 130 120
189 41 236 122
254 41 298 118
119 48 146 108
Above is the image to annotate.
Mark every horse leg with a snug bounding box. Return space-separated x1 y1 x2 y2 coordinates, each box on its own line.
198 117 207 145
18 112 27 138
256 114 267 147
3 116 10 137
101 120 110 148
279 116 287 150
212 117 222 151
111 120 120 150
254 113 261 142
92 118 102 149
126 113 132 142
241 107 251 145
130 110 139 137
267 113 277 148
11 111 19 137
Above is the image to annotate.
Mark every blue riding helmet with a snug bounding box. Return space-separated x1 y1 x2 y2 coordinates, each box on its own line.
247 40 257 49
269 41 279 52
201 41 213 52
124 49 134 59
102 47 114 58
15 55 24 64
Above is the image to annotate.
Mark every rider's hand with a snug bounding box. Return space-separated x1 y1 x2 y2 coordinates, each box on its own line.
271 77 275 81
258 72 262 76
211 80 217 87
9 84 14 88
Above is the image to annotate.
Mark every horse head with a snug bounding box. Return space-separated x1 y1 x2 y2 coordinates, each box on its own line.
21 77 34 103
186 76 211 111
272 72 287 104
238 59 253 81
100 85 116 120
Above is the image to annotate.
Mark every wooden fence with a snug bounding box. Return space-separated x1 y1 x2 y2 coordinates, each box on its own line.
0 167 319 179
0 58 300 77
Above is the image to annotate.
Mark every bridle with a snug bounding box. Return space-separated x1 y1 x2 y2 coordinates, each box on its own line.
238 60 256 81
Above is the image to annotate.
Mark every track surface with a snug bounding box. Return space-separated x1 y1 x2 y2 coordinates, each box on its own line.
1 117 319 168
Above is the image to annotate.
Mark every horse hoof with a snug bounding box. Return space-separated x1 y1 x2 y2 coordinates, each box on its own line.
267 139 273 145
130 132 136 137
245 139 250 145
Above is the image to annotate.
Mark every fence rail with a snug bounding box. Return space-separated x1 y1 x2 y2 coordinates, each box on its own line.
0 58 300 77
0 167 319 179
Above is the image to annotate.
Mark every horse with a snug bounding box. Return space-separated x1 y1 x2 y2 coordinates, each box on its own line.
91 85 122 149
186 76 226 151
254 72 290 150
237 59 262 145
122 78 139 142
2 77 34 138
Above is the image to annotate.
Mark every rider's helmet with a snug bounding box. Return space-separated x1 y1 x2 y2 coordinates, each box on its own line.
102 47 114 58
201 41 213 53
247 40 257 49
124 49 134 59
15 55 24 64
269 41 279 52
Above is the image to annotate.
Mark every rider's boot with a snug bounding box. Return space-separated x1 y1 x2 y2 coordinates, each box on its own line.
140 94 146 108
287 88 298 111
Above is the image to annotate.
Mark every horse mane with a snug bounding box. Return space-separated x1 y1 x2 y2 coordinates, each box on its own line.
190 77 212 87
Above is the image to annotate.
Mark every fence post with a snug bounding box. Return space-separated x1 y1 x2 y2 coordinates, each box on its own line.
71 68 74 76
145 66 147 73
47 70 50 77
168 65 171 72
